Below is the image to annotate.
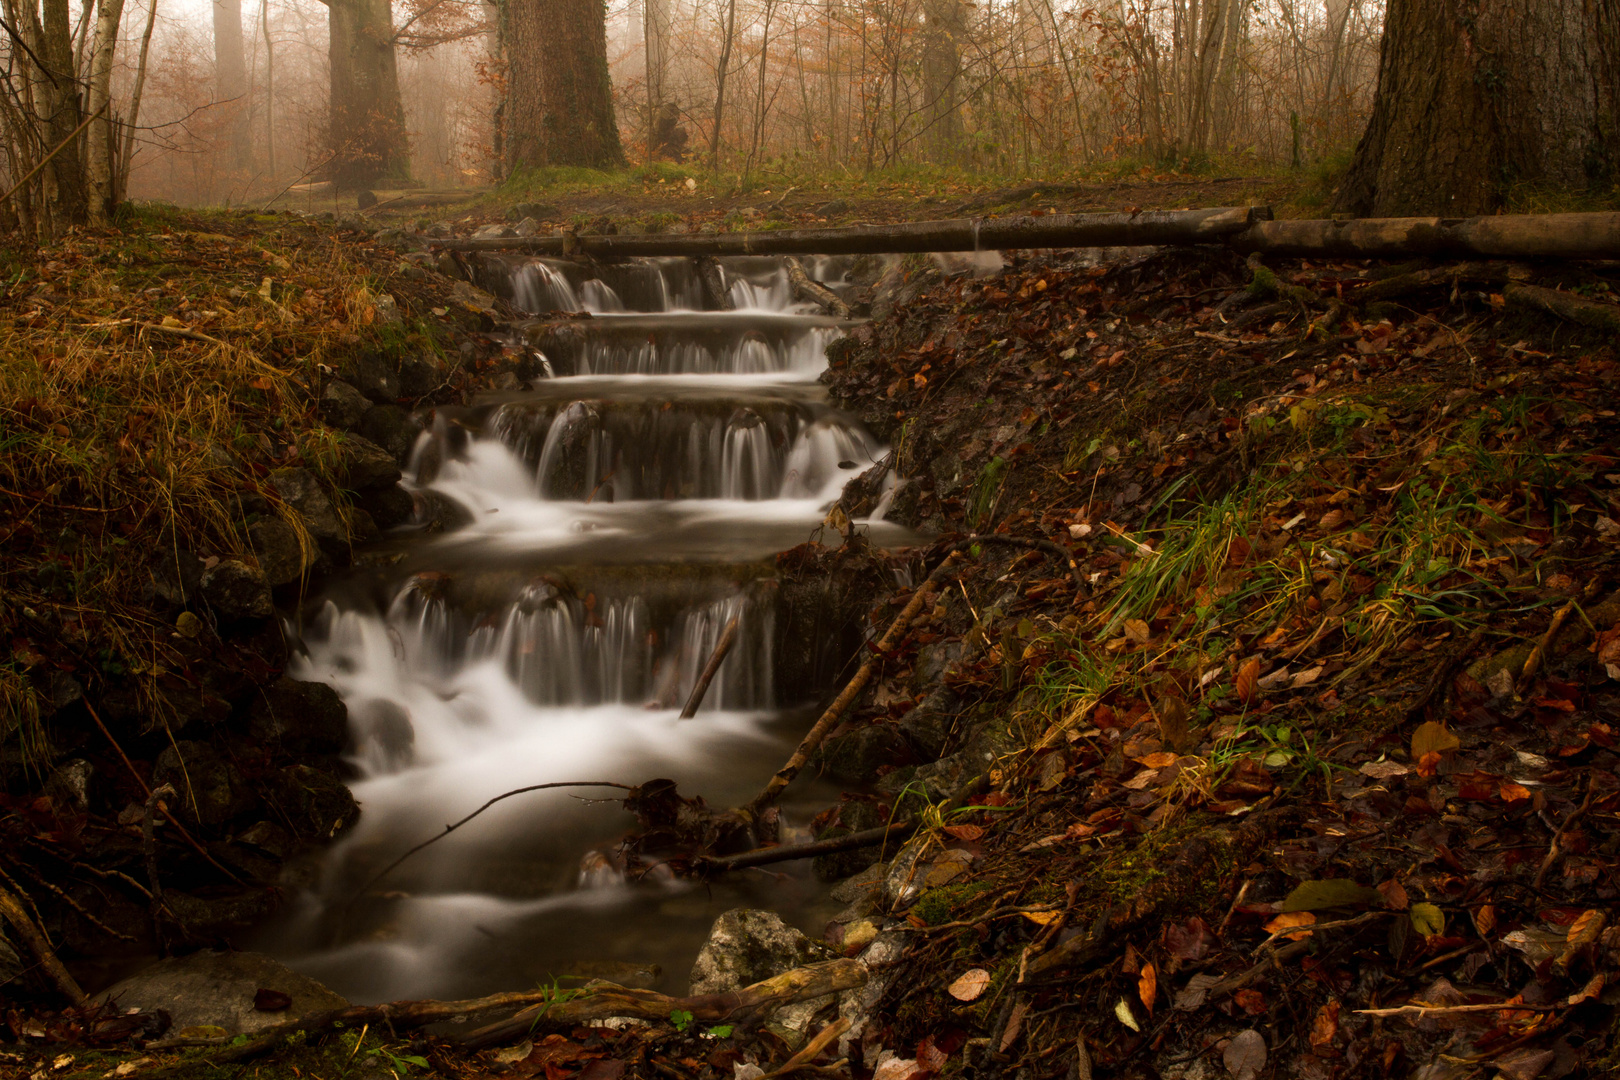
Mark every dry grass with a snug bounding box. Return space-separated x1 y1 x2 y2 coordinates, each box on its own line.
0 204 439 767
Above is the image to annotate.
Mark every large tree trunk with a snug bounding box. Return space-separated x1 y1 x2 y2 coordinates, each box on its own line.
505 0 626 170
29 0 88 227
327 0 409 189
85 0 128 222
212 0 249 170
920 0 964 162
1335 0 1620 217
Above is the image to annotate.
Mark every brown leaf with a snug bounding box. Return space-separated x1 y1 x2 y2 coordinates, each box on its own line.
1263 911 1317 940
1411 720 1460 761
947 968 990 1001
1223 1028 1267 1080
253 989 292 1011
1138 963 1157 1016
1124 618 1151 644
1235 657 1261 705
1377 880 1409 910
942 824 984 841
1164 917 1214 961
916 1034 948 1071
1309 1001 1340 1054
998 1000 1030 1052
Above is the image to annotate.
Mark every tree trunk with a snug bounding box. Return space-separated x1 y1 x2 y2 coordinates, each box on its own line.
30 0 89 227
920 0 964 162
708 0 737 165
643 0 667 159
327 0 408 189
1335 0 1620 217
85 0 128 222
212 0 249 169
505 0 626 170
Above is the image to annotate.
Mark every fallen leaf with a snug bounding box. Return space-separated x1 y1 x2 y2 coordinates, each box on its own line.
1124 618 1151 644
948 968 990 1001
1138 963 1157 1015
1377 879 1409 910
1281 879 1381 911
1411 721 1460 760
999 1000 1030 1051
1022 910 1062 926
175 611 201 639
916 1034 948 1071
1359 759 1409 780
1410 903 1445 937
1567 973 1605 1006
1567 909 1604 942
1309 1000 1340 1053
252 988 292 1011
1264 911 1317 939
1164 917 1215 961
1174 972 1221 1010
1223 1029 1267 1080
1113 998 1139 1032
872 1058 920 1080
1235 657 1261 705
492 1041 534 1065
1137 751 1179 768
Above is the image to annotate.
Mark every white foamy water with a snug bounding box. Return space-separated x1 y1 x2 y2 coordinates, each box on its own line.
265 253 901 1001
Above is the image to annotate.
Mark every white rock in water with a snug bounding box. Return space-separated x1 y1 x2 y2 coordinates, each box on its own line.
99 951 348 1036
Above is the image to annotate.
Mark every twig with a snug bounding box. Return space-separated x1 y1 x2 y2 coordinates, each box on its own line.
1355 1001 1557 1019
962 533 1087 594
0 103 105 210
1534 782 1595 890
681 611 741 718
1404 624 1487 721
747 551 964 816
1518 598 1578 694
259 151 337 213
0 882 85 1002
761 1016 850 1079
348 781 632 902
143 783 176 951
784 256 851 317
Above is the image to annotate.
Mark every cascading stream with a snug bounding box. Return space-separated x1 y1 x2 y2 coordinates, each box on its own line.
263 255 908 1003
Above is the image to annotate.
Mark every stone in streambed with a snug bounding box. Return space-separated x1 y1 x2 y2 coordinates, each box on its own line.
269 468 345 545
338 434 402 491
99 950 348 1036
248 516 315 587
357 404 422 464
811 722 909 786
319 379 371 430
689 909 833 995
247 678 349 755
153 741 257 826
200 559 273 620
812 797 889 882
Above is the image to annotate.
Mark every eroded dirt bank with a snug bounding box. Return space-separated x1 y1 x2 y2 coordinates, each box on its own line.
3 207 1620 1080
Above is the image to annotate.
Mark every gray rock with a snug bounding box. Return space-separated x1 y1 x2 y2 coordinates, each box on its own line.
398 354 442 398
473 223 517 239
235 820 295 859
154 741 256 826
375 228 424 253
247 678 349 755
248 517 314 588
371 293 402 324
813 723 909 786
357 484 415 530
99 950 348 1035
320 380 371 430
689 909 833 995
829 862 886 905
339 352 399 404
200 559 273 620
45 759 94 813
356 404 422 463
425 221 454 238
878 752 972 803
818 199 851 216
339 434 402 491
513 216 540 237
269 469 345 544
896 687 960 762
812 797 889 881
268 764 360 840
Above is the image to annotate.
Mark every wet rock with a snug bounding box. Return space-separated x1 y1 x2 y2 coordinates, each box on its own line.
881 838 931 909
415 489 473 533
45 759 94 813
201 559 273 621
235 820 296 860
813 797 889 881
425 221 454 238
375 228 424 253
357 484 415 530
508 202 560 221
398 353 443 399
879 751 973 803
268 763 360 840
247 517 314 587
513 216 540 237
474 223 517 239
269 469 345 544
436 251 467 280
818 199 851 216
320 380 371 430
99 951 348 1035
158 672 232 732
689 909 834 995
339 350 400 404
813 722 909 786
896 687 960 762
154 741 257 826
357 404 422 464
339 434 402 491
143 548 204 612
247 678 349 755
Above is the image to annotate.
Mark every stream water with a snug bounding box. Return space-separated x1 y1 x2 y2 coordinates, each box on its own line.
260 256 912 1003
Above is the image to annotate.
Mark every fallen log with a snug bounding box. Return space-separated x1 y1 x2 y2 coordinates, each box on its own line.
681 610 741 718
433 208 1620 261
436 206 1265 257
1504 283 1620 331
1231 213 1620 261
785 256 851 317
462 958 868 1049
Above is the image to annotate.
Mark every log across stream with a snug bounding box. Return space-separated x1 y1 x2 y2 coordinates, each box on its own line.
255 254 922 1002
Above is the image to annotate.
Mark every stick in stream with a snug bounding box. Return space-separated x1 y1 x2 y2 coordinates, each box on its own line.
681 610 741 718
347 781 633 904
0 882 85 1002
746 550 964 817
784 256 850 317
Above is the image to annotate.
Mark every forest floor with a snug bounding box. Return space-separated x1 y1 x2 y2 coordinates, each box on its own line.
2 193 1620 1080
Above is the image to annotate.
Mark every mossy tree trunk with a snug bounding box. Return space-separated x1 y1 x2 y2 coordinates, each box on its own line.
325 0 409 189
1335 0 1620 217
504 0 626 170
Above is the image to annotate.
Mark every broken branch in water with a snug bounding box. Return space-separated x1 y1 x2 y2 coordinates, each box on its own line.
0 881 86 1002
681 610 742 718
349 781 634 902
784 256 851 317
